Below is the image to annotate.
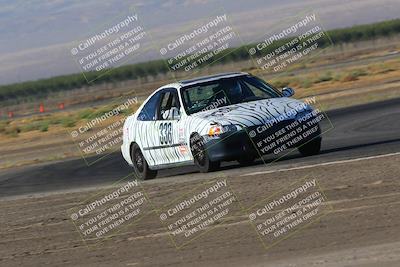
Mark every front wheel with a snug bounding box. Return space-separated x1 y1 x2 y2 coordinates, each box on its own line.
190 134 220 173
298 137 321 156
131 143 157 180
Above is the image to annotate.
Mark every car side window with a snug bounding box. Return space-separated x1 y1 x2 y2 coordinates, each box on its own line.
158 89 180 120
160 92 172 114
138 91 162 121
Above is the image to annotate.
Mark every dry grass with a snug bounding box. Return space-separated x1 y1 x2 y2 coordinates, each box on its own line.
1 43 400 169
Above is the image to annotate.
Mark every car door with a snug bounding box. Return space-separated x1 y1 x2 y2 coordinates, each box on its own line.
155 88 189 165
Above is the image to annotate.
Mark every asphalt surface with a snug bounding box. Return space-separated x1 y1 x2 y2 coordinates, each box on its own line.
1 97 400 198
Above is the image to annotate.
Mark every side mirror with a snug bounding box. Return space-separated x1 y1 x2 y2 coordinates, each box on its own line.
282 87 295 97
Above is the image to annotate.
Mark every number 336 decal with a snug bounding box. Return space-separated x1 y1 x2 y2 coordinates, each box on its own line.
159 122 173 145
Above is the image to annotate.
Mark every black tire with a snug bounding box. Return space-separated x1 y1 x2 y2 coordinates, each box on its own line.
190 134 220 173
298 138 321 156
131 143 157 180
238 155 256 166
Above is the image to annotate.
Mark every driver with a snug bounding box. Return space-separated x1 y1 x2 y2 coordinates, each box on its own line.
219 79 243 104
162 94 180 120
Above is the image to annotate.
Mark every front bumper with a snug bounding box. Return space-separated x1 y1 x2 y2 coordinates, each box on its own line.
203 111 323 162
204 130 257 162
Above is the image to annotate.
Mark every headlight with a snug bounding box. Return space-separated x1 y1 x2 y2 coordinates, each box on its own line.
208 124 237 136
208 125 222 136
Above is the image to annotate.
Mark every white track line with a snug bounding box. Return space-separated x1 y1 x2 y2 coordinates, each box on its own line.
241 151 400 176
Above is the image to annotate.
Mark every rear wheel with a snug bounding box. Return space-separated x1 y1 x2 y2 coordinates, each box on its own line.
298 138 321 156
190 134 220 173
131 143 157 180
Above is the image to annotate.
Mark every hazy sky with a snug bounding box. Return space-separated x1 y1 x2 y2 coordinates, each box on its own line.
0 0 399 85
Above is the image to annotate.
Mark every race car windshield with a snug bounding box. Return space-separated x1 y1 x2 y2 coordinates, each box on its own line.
181 75 281 115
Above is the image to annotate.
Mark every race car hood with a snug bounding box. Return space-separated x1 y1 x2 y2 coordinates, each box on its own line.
191 97 313 128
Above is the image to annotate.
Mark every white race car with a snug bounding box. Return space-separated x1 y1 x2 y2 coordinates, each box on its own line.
121 72 322 179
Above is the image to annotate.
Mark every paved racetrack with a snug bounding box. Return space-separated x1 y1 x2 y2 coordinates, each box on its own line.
1 98 400 267
1 97 399 198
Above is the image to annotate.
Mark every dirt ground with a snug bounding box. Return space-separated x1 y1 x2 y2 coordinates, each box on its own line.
1 153 399 266
1 39 400 170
